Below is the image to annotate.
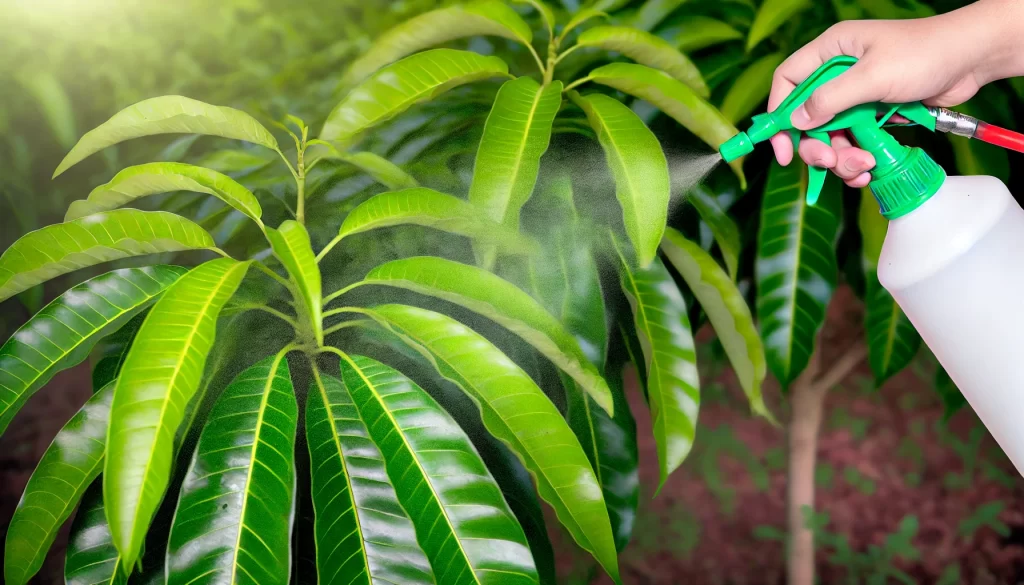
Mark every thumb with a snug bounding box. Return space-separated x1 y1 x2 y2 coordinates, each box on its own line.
791 64 885 129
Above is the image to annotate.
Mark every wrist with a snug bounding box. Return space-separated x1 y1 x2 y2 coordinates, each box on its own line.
959 0 1024 83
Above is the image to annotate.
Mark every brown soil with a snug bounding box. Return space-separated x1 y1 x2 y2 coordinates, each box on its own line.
3 288 1024 584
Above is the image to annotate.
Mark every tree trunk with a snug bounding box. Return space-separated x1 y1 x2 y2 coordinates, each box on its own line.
786 362 825 585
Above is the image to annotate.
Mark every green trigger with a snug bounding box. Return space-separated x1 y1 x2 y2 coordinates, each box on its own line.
805 130 831 205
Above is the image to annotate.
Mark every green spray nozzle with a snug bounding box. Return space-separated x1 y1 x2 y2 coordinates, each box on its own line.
720 56 945 218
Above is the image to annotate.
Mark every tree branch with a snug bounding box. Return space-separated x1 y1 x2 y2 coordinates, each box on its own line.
813 343 868 393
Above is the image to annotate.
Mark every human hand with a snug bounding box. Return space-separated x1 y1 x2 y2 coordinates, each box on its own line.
768 0 1024 187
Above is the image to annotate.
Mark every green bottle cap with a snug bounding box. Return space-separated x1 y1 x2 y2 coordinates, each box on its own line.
868 147 946 219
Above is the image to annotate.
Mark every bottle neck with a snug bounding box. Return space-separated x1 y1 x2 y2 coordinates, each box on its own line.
848 123 909 178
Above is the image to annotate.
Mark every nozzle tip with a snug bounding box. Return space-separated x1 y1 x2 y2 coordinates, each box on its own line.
720 132 753 163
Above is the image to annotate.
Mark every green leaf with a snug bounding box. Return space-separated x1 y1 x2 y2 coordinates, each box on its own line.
340 1 531 88
92 312 148 389
720 52 785 124
104 258 250 569
469 77 562 231
0 266 186 437
561 7 607 38
570 91 669 268
631 0 687 31
756 161 841 387
935 368 966 420
337 188 538 254
65 162 263 225
586 63 746 187
54 96 278 178
309 146 419 190
747 0 811 52
661 228 772 420
509 0 556 34
356 305 621 583
664 16 743 53
615 248 699 489
17 69 77 149
0 210 214 303
356 256 614 413
859 190 920 385
166 353 297 585
687 186 741 280
576 26 708 97
338 353 539 585
266 221 322 345
65 482 127 585
306 367 434 585
4 382 114 585
323 49 510 145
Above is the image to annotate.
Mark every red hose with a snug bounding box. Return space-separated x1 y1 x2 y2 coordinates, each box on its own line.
974 121 1024 154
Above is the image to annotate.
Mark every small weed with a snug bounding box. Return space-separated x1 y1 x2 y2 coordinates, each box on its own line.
938 424 985 490
763 447 786 471
807 507 919 584
692 426 770 515
628 499 701 559
829 407 871 440
936 564 961 585
842 466 876 496
816 463 835 489
896 437 926 487
958 500 1010 541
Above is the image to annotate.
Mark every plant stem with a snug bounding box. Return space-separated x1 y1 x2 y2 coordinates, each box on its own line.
322 281 363 308
295 141 307 225
322 319 368 337
562 76 592 93
787 340 867 585
553 44 581 67
254 261 293 290
247 305 300 328
316 234 344 263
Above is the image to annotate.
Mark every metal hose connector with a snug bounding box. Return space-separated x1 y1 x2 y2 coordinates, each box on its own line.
929 107 979 138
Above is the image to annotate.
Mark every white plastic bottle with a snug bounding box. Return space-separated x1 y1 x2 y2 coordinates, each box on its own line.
879 174 1024 475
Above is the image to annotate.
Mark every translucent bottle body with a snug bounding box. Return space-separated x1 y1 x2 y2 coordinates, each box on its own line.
879 175 1024 475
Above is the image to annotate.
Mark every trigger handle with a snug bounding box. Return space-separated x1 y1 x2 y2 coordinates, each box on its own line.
804 130 831 205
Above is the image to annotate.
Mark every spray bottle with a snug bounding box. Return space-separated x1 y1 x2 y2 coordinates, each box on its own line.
720 55 1024 476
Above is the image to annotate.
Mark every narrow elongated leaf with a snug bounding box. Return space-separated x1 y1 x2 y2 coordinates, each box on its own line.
337 188 538 253
687 186 741 279
720 52 785 124
0 210 213 302
571 92 669 268
266 221 322 345
65 162 262 224
661 229 772 420
357 305 621 583
747 0 811 51
469 77 562 230
166 353 297 585
632 0 687 31
339 354 539 585
664 16 743 53
104 258 250 568
66 482 127 585
562 8 608 38
0 266 185 436
615 249 699 489
340 2 531 87
92 312 148 389
510 0 555 34
756 162 841 387
306 368 434 585
859 191 920 385
4 383 113 585
54 96 278 177
17 70 77 148
357 256 613 413
323 49 510 145
309 146 419 190
576 26 708 97
586 63 746 187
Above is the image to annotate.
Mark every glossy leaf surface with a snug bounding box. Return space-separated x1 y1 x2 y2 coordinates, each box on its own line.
340 354 538 585
616 249 698 489
5 383 113 585
747 0 811 51
54 95 278 177
92 312 147 389
720 53 785 124
632 0 686 30
166 353 297 585
469 77 562 230
65 162 263 224
65 483 126 585
0 266 185 436
661 229 771 420
587 63 746 186
687 186 741 279
306 368 434 585
310 147 419 190
266 221 323 344
322 49 509 145
105 258 250 568
340 1 531 87
859 191 919 385
337 188 537 253
577 26 708 97
358 305 620 583
756 162 841 387
571 92 668 269
0 209 213 302
358 256 613 413
665 16 743 53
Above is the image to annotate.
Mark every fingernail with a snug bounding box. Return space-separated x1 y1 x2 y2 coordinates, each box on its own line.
792 106 811 128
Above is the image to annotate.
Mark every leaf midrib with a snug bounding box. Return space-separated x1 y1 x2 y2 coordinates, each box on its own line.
587 100 644 248
482 80 548 224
